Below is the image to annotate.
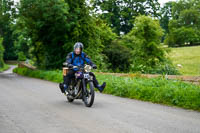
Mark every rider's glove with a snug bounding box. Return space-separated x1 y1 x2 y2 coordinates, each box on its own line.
67 64 73 68
92 64 97 69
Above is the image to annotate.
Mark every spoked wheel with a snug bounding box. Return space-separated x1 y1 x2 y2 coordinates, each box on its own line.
83 82 95 107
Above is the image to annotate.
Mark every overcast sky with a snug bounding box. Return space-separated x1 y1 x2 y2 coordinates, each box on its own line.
159 0 176 6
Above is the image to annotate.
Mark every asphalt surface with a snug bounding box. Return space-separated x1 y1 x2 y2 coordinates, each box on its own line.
0 66 200 133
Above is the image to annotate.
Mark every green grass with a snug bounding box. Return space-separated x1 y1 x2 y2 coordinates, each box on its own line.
13 67 63 83
13 67 200 111
0 64 9 72
170 46 200 76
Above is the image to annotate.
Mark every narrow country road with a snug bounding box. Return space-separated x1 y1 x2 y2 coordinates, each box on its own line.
0 66 200 133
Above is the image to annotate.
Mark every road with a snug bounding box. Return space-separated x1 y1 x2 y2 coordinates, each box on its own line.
0 66 200 133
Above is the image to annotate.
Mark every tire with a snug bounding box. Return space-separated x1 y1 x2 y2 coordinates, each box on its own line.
83 82 95 107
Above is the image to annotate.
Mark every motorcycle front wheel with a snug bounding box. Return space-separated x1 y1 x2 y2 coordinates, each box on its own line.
83 81 95 107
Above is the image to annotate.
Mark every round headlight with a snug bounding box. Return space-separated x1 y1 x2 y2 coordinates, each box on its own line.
84 65 92 72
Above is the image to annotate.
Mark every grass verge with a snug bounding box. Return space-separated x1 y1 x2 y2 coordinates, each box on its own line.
13 67 200 111
0 64 10 72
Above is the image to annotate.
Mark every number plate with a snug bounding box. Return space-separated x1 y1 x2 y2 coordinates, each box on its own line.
84 74 90 79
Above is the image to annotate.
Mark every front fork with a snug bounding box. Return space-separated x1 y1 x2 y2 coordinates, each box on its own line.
82 79 87 95
82 79 93 98
82 73 93 98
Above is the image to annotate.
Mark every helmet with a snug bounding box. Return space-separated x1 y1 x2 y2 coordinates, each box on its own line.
74 42 83 51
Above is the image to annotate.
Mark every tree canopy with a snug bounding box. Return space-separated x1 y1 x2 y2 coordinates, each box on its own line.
91 0 161 35
1 0 194 74
15 0 117 69
0 0 17 60
164 0 200 47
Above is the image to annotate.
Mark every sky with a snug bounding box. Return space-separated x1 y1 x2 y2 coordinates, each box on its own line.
159 0 176 6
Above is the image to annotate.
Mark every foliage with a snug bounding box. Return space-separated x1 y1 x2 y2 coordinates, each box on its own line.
103 39 132 72
84 18 117 71
13 67 200 111
13 67 62 82
96 73 200 111
13 25 31 60
91 0 161 35
0 37 5 67
17 51 26 61
142 59 179 75
0 0 17 60
160 2 174 34
160 1 175 42
122 15 172 74
0 64 9 72
165 0 200 47
16 0 115 70
17 0 70 69
165 26 200 47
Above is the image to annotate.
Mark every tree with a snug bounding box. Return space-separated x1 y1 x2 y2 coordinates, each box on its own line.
13 27 31 61
123 15 166 72
0 0 17 60
165 0 200 47
160 1 174 34
17 0 70 69
92 18 117 71
17 0 116 70
91 0 161 35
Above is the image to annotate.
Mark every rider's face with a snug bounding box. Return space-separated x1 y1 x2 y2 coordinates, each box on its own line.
75 48 81 55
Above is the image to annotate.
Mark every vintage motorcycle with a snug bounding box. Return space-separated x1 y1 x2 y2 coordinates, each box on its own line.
62 63 95 107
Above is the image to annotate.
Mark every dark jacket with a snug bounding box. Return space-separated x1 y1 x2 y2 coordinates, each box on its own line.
66 52 93 70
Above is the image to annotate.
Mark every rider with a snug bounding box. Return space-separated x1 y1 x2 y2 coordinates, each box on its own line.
59 42 106 94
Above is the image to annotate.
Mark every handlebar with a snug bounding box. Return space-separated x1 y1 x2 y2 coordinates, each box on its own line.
63 62 96 70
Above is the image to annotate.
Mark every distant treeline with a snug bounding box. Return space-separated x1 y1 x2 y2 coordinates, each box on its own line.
0 0 199 74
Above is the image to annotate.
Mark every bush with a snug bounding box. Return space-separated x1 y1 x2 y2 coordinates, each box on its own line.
122 15 177 74
18 52 26 61
0 38 5 68
103 39 132 72
0 64 9 72
142 59 180 75
13 67 63 83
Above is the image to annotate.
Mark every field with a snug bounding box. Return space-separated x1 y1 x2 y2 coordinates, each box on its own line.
169 46 200 76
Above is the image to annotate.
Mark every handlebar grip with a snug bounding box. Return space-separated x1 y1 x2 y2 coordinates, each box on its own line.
63 62 68 66
73 66 78 69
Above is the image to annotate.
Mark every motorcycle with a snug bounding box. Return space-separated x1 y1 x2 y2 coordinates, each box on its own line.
62 63 95 107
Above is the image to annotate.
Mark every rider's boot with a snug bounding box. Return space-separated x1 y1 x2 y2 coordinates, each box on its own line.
59 83 65 93
97 82 106 93
59 83 68 94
